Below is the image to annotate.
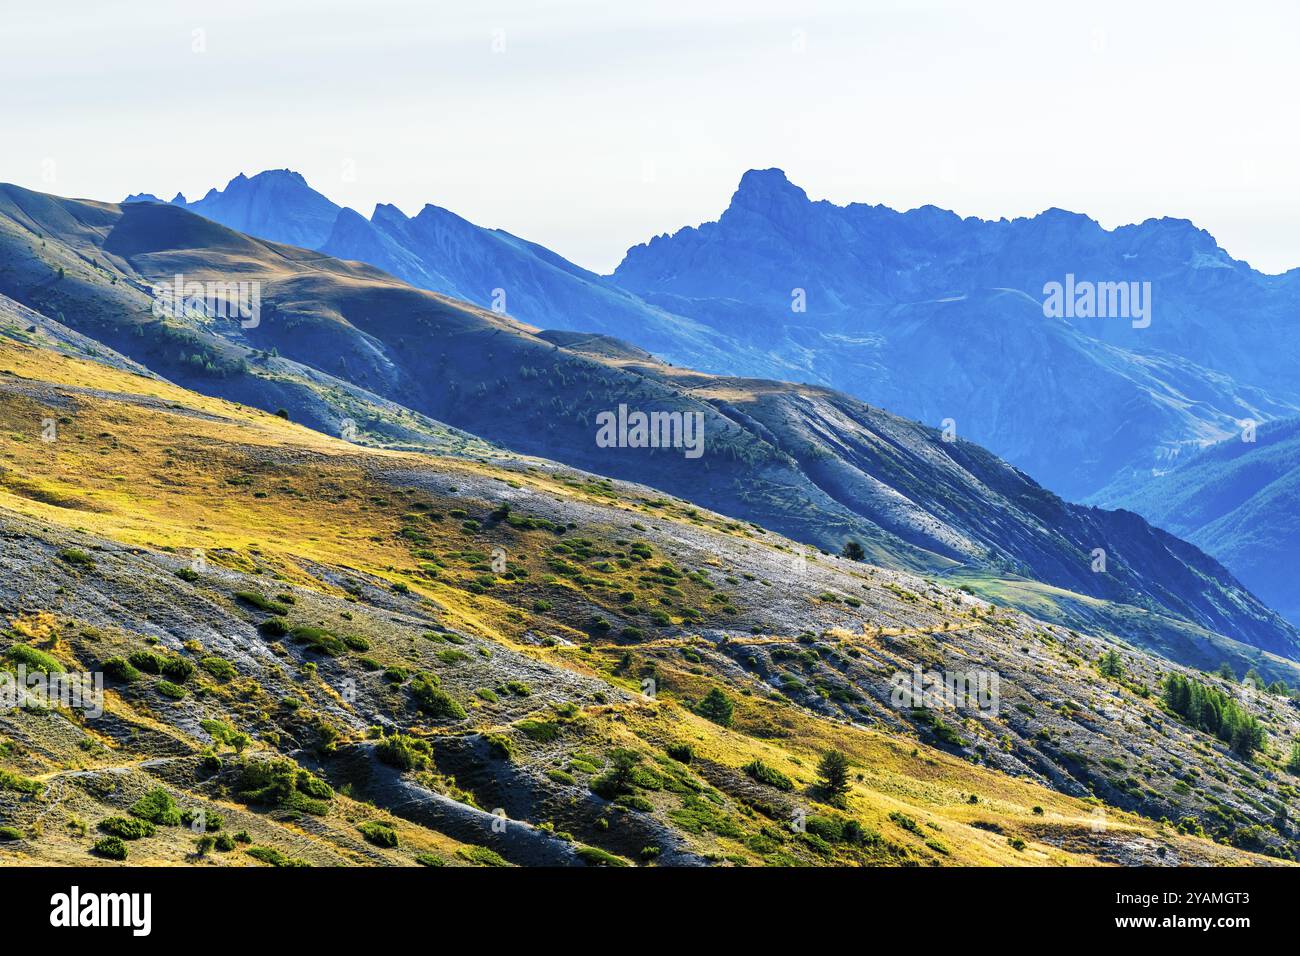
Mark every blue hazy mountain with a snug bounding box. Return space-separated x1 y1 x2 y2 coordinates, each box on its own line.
318 200 750 369
1099 417 1300 625
127 171 748 373
128 169 1300 502
613 169 1300 499
130 170 342 251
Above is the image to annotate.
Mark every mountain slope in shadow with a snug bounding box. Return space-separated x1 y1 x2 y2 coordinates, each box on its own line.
1099 417 1300 626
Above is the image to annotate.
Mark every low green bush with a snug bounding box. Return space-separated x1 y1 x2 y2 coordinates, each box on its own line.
199 656 236 681
0 770 42 795
162 657 194 681
129 789 181 826
180 808 224 833
358 821 398 848
288 626 347 656
888 811 923 835
805 816 844 842
92 836 127 860
101 657 140 683
246 846 309 867
235 592 290 616
615 793 654 812
743 759 795 792
8 644 61 674
98 816 156 840
375 733 430 771
127 650 165 674
458 845 510 867
235 758 333 814
156 680 186 700
576 845 628 867
516 719 559 742
410 674 466 720
199 718 251 753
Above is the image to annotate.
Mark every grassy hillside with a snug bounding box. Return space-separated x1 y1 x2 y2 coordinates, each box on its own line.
0 337 1294 866
0 185 1293 666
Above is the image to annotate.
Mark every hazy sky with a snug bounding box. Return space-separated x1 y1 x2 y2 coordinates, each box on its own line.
4 0 1297 274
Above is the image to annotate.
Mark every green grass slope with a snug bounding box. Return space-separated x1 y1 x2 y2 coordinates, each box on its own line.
0 337 1295 866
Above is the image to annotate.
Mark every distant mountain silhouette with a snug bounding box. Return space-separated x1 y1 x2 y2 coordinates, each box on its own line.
131 170 341 250
1101 417 1300 625
614 168 1300 499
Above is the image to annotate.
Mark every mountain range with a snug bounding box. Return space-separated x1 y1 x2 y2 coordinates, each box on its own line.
2 181 1296 667
126 172 741 373
615 169 1300 501
121 168 1300 629
126 168 1300 507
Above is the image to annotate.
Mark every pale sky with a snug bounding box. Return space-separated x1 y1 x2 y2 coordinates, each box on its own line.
3 0 1297 274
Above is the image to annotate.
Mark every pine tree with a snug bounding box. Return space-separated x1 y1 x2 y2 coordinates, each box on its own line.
1163 672 1266 759
1286 740 1300 775
694 688 734 727
606 749 642 792
1099 650 1124 679
818 749 852 804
